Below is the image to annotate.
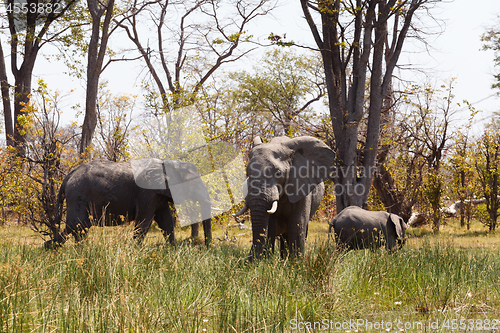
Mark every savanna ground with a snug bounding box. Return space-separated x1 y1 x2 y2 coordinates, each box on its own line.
0 213 499 332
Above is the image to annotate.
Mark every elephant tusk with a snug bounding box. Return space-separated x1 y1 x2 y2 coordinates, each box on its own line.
242 178 248 198
233 204 248 217
267 201 278 214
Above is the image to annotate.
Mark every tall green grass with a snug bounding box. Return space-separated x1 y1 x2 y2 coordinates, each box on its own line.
0 227 499 332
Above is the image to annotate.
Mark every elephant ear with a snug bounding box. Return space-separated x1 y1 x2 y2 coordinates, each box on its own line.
284 136 336 203
252 136 263 147
161 160 203 204
132 159 167 191
389 214 406 240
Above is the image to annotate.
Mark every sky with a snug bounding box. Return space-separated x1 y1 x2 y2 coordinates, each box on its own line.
30 0 500 131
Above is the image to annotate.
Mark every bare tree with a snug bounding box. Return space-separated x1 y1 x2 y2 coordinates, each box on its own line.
116 0 275 114
115 1 275 239
300 0 438 212
372 134 426 223
94 88 136 162
0 0 80 155
24 82 77 239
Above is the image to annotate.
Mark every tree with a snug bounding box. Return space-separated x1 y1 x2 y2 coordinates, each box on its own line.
0 0 80 155
228 48 325 137
23 80 77 239
448 105 478 229
79 0 116 157
94 87 136 162
197 49 325 145
473 128 500 231
300 0 437 212
449 131 475 229
372 120 426 222
400 82 455 230
116 0 275 114
482 21 500 90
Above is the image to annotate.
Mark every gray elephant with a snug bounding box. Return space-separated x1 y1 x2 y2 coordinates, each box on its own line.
234 136 335 260
329 206 407 250
44 159 212 248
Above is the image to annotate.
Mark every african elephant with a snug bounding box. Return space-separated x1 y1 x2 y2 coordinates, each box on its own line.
329 206 407 250
44 159 212 248
234 136 335 260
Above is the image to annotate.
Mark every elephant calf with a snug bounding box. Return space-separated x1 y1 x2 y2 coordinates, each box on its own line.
329 206 407 250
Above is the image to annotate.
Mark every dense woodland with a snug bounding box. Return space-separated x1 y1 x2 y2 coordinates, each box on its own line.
0 0 499 241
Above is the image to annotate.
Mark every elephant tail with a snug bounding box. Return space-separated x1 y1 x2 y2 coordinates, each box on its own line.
55 169 73 225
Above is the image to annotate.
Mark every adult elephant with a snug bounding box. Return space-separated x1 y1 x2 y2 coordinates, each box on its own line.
44 159 212 248
234 136 335 260
329 206 407 250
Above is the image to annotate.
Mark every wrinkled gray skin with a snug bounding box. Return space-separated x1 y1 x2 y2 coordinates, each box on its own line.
44 159 212 248
241 136 335 260
329 206 407 250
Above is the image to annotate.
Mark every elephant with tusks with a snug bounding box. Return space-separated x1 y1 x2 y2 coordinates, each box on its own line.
234 136 336 260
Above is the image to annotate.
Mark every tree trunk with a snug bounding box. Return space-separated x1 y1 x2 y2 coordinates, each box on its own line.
0 43 13 146
80 72 99 157
13 68 34 156
301 0 422 213
80 0 114 158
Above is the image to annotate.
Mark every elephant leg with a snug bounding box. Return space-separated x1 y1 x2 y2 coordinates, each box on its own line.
191 222 200 238
155 206 176 245
190 220 212 246
133 213 154 244
58 204 91 245
268 215 276 254
202 219 212 246
279 235 287 259
287 213 308 257
170 205 203 241
385 224 398 250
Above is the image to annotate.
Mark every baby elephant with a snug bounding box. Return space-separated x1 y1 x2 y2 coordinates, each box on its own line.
329 206 407 250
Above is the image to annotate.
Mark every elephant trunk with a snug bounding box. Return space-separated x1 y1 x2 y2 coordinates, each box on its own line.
247 185 279 261
328 219 335 234
249 202 271 261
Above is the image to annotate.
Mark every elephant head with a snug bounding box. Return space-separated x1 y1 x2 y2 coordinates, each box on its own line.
389 213 407 247
132 158 213 243
241 136 335 259
132 159 211 213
